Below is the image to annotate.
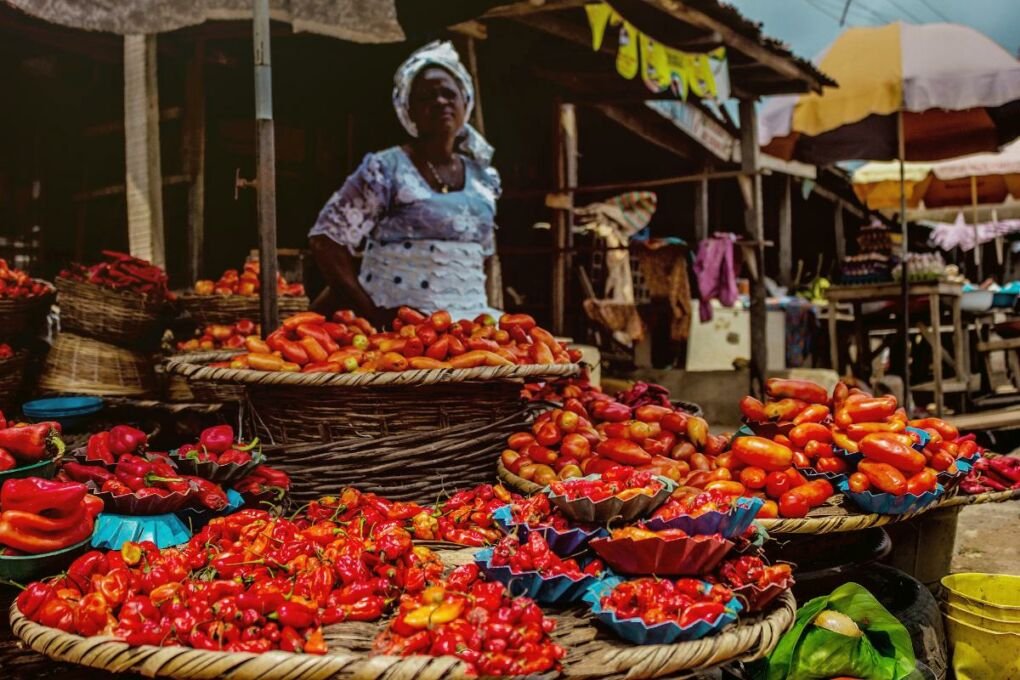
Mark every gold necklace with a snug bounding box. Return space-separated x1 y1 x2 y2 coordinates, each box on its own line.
425 159 452 194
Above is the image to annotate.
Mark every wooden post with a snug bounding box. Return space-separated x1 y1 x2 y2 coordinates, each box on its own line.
123 34 165 267
183 38 206 283
552 102 577 336
739 98 766 398
253 0 279 332
465 37 486 137
778 174 792 288
834 203 846 263
694 177 709 242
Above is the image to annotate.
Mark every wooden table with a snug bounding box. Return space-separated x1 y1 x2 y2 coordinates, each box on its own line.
825 281 968 416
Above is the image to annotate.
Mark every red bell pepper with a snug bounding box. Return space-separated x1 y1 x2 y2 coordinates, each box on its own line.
198 425 235 454
108 425 147 456
85 432 115 465
1 478 86 514
0 422 63 463
0 448 14 471
63 461 115 486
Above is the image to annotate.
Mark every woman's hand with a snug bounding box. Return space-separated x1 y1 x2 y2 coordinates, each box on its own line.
309 235 379 321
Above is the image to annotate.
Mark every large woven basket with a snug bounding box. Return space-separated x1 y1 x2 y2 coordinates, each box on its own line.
9 558 796 680
262 407 539 503
168 352 579 446
56 277 164 347
175 293 308 326
0 350 28 411
0 280 55 340
39 332 157 398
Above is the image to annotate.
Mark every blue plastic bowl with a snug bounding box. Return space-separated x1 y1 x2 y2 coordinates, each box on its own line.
492 505 606 556
583 576 743 645
474 547 598 604
22 396 104 430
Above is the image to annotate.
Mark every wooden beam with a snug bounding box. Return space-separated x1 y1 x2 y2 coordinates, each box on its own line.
804 181 867 219
834 204 846 263
552 102 577 336
739 98 767 398
502 169 748 200
254 0 280 332
73 175 191 202
594 103 705 161
484 0 589 19
184 38 207 284
84 107 183 138
514 12 614 55
778 174 792 287
694 178 709 241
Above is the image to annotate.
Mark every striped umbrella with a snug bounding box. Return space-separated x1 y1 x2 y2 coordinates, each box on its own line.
758 22 1020 405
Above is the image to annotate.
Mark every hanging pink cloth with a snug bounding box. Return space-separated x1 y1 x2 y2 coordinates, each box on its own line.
693 233 740 322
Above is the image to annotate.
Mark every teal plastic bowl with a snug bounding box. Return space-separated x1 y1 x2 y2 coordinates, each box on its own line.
21 396 104 431
0 457 59 484
0 536 93 583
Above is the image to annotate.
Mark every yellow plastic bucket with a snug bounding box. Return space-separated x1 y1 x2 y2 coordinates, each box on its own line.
941 573 1020 621
943 613 1020 680
943 601 1020 633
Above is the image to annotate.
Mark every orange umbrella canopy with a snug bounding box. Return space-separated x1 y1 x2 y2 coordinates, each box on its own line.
853 140 1020 210
760 22 1020 165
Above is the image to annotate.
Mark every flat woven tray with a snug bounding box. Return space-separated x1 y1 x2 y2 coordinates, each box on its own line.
9 570 795 680
497 463 1020 535
167 351 580 388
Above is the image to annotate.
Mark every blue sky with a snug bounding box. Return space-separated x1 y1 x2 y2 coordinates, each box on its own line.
726 0 1020 62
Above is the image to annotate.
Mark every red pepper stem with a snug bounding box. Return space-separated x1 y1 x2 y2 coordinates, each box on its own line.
236 437 260 452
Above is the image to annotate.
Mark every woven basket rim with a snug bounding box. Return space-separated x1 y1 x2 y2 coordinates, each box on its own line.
10 590 797 679
498 463 1020 535
166 351 580 388
55 275 164 308
175 291 309 302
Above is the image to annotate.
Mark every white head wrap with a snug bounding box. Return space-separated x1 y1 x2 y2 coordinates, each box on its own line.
393 40 494 165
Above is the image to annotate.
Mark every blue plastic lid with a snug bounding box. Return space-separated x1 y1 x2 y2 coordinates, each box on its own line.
22 396 104 417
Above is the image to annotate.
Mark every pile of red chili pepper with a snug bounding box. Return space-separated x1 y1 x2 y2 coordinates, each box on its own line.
651 488 753 522
304 484 518 547
548 467 664 502
60 251 171 302
0 478 103 555
598 577 736 628
710 555 793 590
177 424 261 467
175 319 259 352
0 415 64 472
17 503 438 653
215 307 579 374
962 454 1020 494
0 343 14 360
374 563 565 676
192 261 304 298
231 465 291 502
489 533 602 580
0 258 51 299
505 493 584 532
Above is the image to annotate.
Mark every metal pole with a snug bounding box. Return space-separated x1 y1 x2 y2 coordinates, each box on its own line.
898 110 911 407
253 0 279 332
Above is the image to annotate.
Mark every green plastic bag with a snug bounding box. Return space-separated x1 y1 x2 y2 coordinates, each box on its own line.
760 582 916 680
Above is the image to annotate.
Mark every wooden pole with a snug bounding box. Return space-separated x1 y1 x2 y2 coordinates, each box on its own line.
253 0 279 332
898 109 911 403
739 99 767 398
834 203 846 264
183 38 206 283
694 177 709 242
778 174 792 288
552 102 577 336
971 175 981 280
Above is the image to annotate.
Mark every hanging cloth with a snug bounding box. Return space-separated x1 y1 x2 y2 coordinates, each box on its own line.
693 233 740 322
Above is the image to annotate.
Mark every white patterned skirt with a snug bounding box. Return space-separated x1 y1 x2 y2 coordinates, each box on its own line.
359 239 500 318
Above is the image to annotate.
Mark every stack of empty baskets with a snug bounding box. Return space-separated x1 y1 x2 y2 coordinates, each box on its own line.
39 276 165 397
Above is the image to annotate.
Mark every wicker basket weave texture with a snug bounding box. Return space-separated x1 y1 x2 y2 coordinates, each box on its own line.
56 277 164 347
9 580 796 680
0 351 28 410
39 332 157 397
176 293 308 326
248 379 524 445
0 281 54 341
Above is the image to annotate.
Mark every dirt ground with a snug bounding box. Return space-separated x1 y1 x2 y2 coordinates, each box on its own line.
952 501 1020 575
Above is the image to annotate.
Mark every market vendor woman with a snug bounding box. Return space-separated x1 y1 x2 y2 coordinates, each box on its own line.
309 41 501 326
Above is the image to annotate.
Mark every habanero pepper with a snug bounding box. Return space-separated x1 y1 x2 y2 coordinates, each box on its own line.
108 425 147 456
85 431 115 465
198 425 235 454
62 461 115 486
16 581 56 619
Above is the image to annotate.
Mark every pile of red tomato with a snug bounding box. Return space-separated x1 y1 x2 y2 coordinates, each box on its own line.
175 319 259 352
192 261 304 298
212 308 579 374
